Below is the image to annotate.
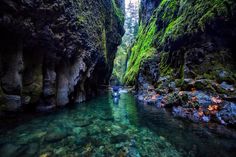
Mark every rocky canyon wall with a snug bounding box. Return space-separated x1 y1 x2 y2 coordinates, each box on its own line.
124 0 236 125
125 0 236 94
0 0 124 112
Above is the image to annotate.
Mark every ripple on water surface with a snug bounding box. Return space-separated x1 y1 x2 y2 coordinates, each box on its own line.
0 93 235 157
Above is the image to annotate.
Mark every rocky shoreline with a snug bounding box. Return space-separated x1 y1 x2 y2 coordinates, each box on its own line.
136 78 236 128
123 0 236 131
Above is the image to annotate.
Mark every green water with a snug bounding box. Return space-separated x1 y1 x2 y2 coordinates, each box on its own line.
0 92 235 157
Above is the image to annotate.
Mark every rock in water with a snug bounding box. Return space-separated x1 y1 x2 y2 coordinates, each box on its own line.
76 120 93 127
24 143 39 157
0 143 20 157
220 82 234 91
217 102 236 126
124 0 236 118
110 134 130 144
127 146 141 157
0 143 28 157
44 129 68 143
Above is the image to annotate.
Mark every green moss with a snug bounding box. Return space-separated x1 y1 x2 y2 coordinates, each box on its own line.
198 0 229 31
123 18 157 85
102 28 108 63
124 0 235 86
77 15 86 25
112 46 127 83
112 0 125 23
159 52 173 77
203 73 216 80
195 81 207 90
175 79 183 87
157 0 233 47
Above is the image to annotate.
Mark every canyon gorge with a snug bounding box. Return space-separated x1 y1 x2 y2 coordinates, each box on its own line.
0 0 236 156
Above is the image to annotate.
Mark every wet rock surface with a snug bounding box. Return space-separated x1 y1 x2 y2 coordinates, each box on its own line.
44 128 69 143
137 82 236 127
217 102 236 126
127 0 236 130
0 0 125 111
110 134 130 144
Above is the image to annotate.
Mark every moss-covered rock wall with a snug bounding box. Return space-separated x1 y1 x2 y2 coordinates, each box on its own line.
0 0 124 112
124 0 236 95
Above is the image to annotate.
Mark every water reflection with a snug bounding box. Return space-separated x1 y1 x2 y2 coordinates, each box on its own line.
113 97 120 105
137 103 236 157
0 93 235 157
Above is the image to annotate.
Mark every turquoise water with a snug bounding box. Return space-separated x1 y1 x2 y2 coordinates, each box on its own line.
0 92 236 157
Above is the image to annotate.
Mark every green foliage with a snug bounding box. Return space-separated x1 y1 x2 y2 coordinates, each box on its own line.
124 0 234 85
112 47 127 83
123 17 157 85
159 52 173 77
112 1 139 84
112 0 125 23
102 28 108 63
77 15 86 25
158 0 232 46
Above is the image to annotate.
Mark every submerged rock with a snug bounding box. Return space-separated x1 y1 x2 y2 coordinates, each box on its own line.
217 102 236 126
110 134 130 144
24 143 39 157
0 143 28 157
76 119 93 127
44 129 69 143
100 115 114 121
87 125 101 135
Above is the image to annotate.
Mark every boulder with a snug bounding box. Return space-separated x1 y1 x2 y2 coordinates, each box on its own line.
44 128 69 143
217 102 236 126
3 95 21 112
0 143 28 157
220 82 234 92
110 134 130 144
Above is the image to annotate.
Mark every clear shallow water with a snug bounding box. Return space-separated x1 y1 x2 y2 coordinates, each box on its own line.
0 92 235 157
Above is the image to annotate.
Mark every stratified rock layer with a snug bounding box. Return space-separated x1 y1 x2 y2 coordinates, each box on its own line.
0 0 124 111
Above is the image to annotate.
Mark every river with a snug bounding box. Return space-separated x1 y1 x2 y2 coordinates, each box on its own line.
0 92 235 157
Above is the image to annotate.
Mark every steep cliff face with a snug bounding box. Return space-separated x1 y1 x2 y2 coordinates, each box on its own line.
140 0 161 25
125 0 236 91
0 0 124 112
124 0 236 125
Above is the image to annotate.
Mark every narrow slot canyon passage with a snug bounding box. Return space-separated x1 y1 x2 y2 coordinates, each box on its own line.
0 0 236 157
111 0 139 85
